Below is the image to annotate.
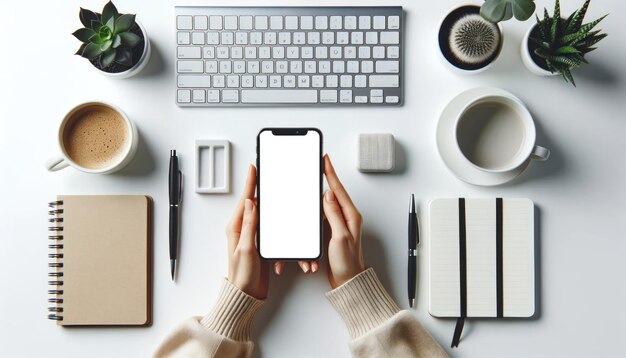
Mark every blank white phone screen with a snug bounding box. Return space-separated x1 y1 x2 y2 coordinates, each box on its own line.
259 130 321 259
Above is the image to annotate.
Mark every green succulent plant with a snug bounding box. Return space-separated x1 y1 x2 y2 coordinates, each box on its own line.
72 1 141 68
530 0 607 86
481 0 536 23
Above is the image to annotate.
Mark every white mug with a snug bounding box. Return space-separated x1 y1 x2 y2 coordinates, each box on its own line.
453 94 549 173
45 102 138 174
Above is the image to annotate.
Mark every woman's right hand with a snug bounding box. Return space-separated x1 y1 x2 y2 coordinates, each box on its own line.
322 155 366 289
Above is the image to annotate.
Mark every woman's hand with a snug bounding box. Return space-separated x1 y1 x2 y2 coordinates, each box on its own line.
225 165 269 299
322 155 366 289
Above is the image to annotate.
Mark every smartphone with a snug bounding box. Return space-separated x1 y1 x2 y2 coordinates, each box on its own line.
256 128 323 260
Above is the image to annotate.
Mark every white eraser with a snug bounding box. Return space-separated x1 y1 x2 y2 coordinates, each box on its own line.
196 140 230 193
358 134 395 172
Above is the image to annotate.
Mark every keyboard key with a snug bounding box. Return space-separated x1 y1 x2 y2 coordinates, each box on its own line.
276 61 288 73
340 90 352 103
245 47 257 59
178 47 202 59
380 31 400 44
322 32 334 45
177 16 192 30
193 89 206 103
386 96 399 103
320 90 338 103
388 16 400 29
298 75 310 87
240 16 253 30
315 16 328 30
312 75 324 87
222 90 239 103
192 32 205 45
326 75 338 87
178 75 211 87
206 32 219 45
256 75 267 87
221 32 234 45
255 16 268 30
319 61 331 73
177 32 190 45
366 32 378 45
293 32 306 44
301 16 313 30
224 16 237 30
285 16 298 29
287 47 299 59
359 16 371 29
231 47 243 59
242 75 254 87
340 75 352 87
262 61 274 73
233 61 246 73
369 75 399 87
194 16 208 30
354 75 367 87
209 16 222 30
337 32 349 45
330 16 342 29
351 32 363 45
347 61 359 73
370 96 383 103
330 47 342 59
333 61 345 73
264 32 277 45
270 75 282 87
207 90 220 102
373 16 385 29
355 96 368 103
376 61 399 73
235 32 248 45
290 61 303 73
242 89 318 103
308 32 321 45
361 61 373 73
250 32 262 44
279 32 291 45
270 16 283 30
284 75 296 87
203 47 215 58
344 16 357 30
205 60 217 73
370 89 383 97
178 60 204 73
259 47 271 59
344 46 356 58
220 61 232 73
177 89 191 103
388 46 399 59
358 46 371 58
213 75 225 87
216 47 229 58
373 46 385 58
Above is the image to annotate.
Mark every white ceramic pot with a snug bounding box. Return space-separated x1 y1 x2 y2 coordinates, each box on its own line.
95 20 151 79
438 4 504 75
521 24 557 77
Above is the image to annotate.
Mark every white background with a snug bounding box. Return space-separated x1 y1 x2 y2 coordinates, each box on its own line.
1 0 625 357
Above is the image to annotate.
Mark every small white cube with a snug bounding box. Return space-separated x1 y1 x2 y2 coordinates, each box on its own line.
357 133 395 172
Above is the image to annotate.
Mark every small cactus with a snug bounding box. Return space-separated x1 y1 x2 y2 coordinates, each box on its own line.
449 14 501 65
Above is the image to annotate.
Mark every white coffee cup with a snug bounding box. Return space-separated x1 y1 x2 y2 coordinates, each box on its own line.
454 94 549 173
45 102 138 174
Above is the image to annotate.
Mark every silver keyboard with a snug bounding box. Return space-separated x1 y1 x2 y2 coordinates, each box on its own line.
175 6 403 106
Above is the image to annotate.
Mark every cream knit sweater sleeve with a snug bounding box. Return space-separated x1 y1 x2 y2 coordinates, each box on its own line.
154 269 447 358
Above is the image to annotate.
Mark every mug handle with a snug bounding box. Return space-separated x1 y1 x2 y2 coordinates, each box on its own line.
531 145 550 161
46 155 70 172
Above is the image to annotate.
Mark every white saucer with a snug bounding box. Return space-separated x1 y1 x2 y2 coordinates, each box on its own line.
436 87 530 186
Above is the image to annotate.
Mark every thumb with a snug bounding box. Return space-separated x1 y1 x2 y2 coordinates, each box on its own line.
323 191 350 238
238 199 258 252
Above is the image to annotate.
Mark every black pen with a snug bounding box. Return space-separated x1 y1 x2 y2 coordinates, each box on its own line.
408 194 419 308
169 150 182 281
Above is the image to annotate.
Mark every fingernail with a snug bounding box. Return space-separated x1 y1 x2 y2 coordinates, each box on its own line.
245 199 253 212
311 262 318 273
325 191 335 202
302 262 310 273
274 263 282 275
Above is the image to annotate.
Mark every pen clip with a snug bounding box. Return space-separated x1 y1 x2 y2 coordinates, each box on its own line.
178 171 183 204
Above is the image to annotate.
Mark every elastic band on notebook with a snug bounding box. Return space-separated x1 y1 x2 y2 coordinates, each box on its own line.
496 198 504 318
452 198 467 348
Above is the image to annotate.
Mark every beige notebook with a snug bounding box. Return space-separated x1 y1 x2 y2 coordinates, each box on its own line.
47 195 152 326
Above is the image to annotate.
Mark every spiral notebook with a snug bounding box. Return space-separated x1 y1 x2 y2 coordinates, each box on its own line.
47 195 153 326
428 198 535 347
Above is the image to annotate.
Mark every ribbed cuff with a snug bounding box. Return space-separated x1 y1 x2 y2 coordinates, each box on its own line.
326 268 400 339
199 279 265 342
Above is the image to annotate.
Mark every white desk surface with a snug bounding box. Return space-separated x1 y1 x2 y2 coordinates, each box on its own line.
1 0 625 357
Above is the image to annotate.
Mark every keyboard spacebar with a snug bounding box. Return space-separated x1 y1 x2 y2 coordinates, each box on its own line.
241 90 318 103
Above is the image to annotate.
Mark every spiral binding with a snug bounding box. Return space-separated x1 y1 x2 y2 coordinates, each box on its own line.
48 200 64 321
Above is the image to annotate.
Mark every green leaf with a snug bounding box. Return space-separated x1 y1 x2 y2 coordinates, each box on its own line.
511 0 535 21
81 42 104 59
101 1 119 25
100 39 113 52
480 0 509 23
112 34 122 48
75 43 87 56
572 0 591 30
115 47 133 66
561 67 576 86
90 19 101 30
101 48 117 67
114 14 136 34
72 28 96 43
556 46 579 54
578 15 608 35
105 16 115 34
119 31 141 47
79 8 98 28
550 0 560 43
548 54 581 68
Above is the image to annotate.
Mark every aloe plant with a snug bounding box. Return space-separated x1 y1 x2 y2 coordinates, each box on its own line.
481 0 536 23
530 0 607 86
72 1 142 69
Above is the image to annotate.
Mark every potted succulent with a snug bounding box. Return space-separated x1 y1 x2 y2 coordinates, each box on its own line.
521 0 607 86
438 1 534 74
73 1 151 79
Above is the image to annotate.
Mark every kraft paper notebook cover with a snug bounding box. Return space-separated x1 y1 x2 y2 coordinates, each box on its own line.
47 195 152 326
428 198 535 347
